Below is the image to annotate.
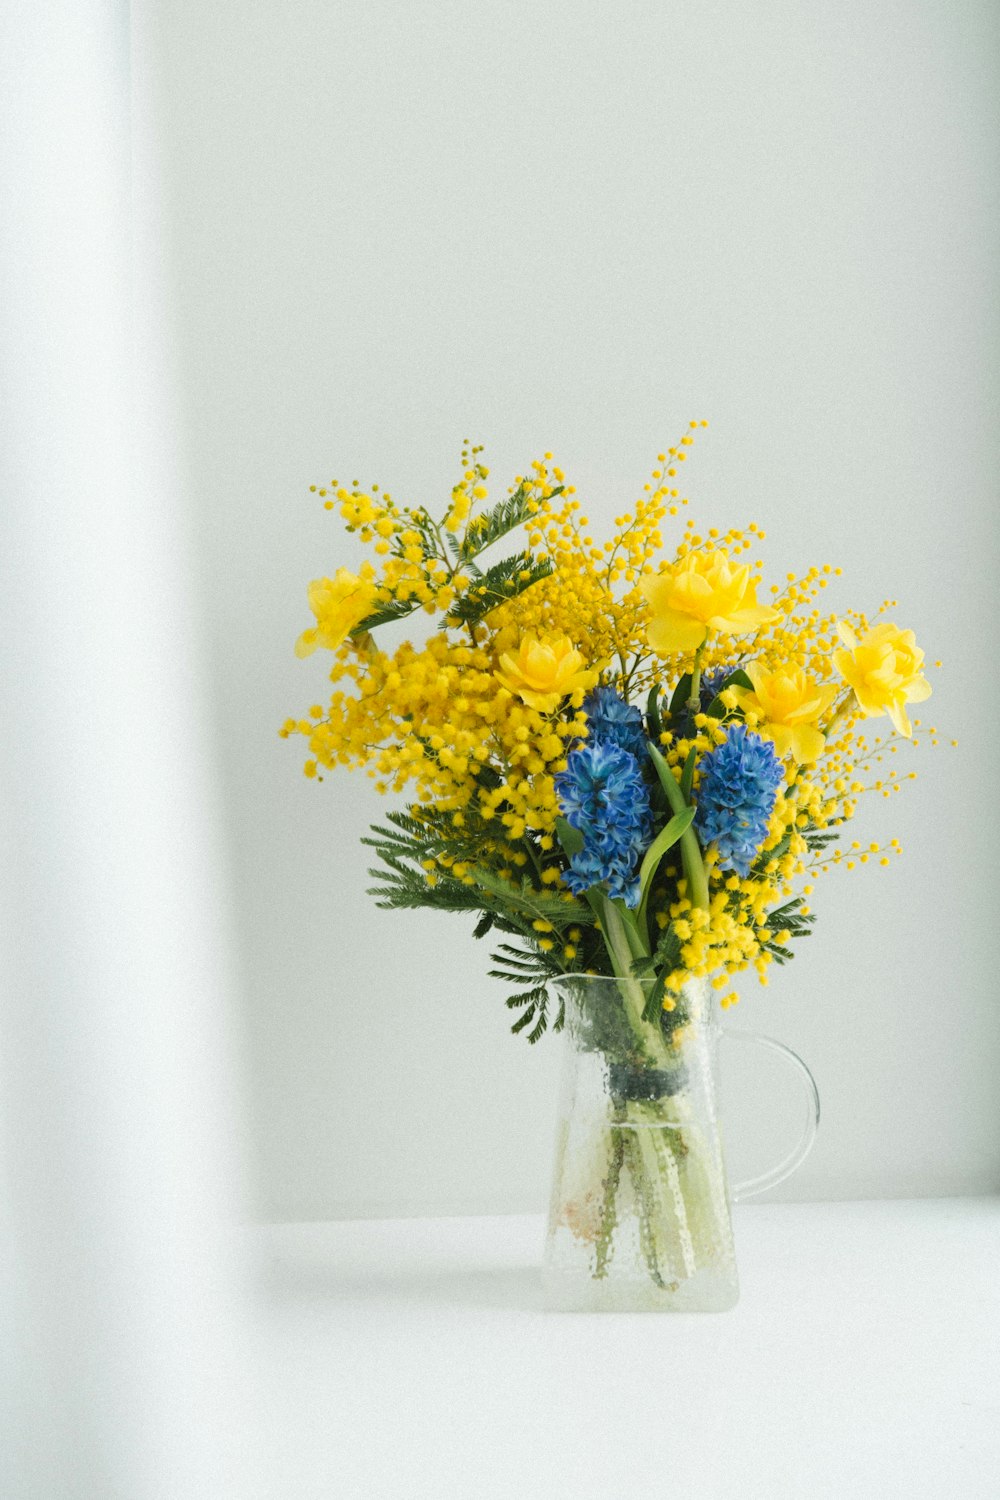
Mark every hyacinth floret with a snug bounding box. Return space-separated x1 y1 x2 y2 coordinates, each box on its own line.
555 739 653 906
582 685 649 760
694 724 784 878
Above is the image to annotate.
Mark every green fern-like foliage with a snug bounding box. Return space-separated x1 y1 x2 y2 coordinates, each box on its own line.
444 553 554 626
488 941 568 1042
457 483 563 562
348 479 561 640
352 595 422 636
756 896 815 965
362 808 596 1040
466 864 590 931
629 923 684 1020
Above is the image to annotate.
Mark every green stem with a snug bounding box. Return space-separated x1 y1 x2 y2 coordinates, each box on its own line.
686 642 705 719
581 895 710 1294
593 1107 626 1278
585 889 678 1070
588 892 645 1002
622 1131 667 1289
426 515 459 581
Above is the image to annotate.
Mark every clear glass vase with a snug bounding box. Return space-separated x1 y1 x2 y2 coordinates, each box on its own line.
543 974 819 1312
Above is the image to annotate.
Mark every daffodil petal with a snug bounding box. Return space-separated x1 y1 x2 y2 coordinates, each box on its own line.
646 610 708 655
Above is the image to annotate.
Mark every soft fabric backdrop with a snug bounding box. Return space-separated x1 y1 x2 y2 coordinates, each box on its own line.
146 0 999 1218
2 3 260 1493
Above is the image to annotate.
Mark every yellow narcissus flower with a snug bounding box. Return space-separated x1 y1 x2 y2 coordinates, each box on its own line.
493 634 599 713
729 662 838 765
833 621 932 737
640 548 781 655
295 566 378 657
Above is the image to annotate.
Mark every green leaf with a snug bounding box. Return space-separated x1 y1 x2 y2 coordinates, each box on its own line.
609 897 650 962
630 925 683 1016
641 970 669 1022
503 987 543 1009
804 827 838 852
766 896 814 925
668 673 692 720
646 740 687 817
526 1011 549 1044
351 596 421 635
704 668 753 719
497 970 563 1043
637 805 696 910
646 683 663 746
554 815 585 858
491 942 551 971
472 911 495 939
510 1003 539 1035
679 746 697 804
653 923 682 975
467 865 590 928
457 483 562 562
366 872 483 913
444 552 554 626
750 830 793 874
645 740 710 912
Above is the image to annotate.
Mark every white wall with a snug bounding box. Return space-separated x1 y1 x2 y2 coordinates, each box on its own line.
145 0 1000 1219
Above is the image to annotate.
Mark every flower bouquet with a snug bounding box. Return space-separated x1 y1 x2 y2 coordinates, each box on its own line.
283 423 937 1310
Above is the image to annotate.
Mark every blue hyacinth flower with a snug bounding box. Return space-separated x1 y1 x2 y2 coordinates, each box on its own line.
582 685 649 760
694 724 783 877
555 738 652 907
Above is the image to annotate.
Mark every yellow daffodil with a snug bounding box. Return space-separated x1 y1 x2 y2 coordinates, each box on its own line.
729 662 838 765
833 620 931 737
494 634 599 713
640 548 780 655
295 566 378 657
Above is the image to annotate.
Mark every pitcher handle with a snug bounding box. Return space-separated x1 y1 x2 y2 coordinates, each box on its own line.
720 1029 820 1201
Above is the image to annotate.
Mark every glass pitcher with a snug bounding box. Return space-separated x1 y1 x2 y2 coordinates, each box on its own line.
543 973 819 1312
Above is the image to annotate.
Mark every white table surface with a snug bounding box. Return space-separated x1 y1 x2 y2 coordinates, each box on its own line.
253 1200 1000 1500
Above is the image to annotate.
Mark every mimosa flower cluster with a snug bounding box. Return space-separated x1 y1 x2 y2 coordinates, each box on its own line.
283 427 938 1038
